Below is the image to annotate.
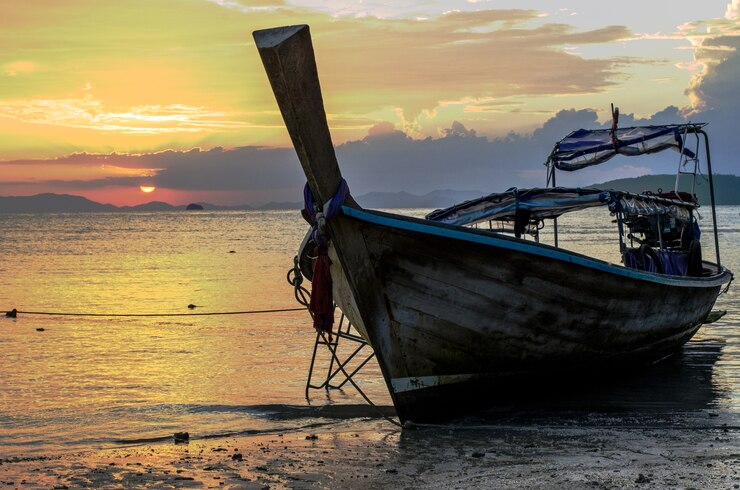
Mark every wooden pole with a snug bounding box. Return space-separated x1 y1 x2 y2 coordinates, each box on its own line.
253 25 343 207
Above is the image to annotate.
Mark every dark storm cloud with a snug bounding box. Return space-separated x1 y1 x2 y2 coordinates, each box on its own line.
0 106 728 199
685 35 740 176
148 147 305 191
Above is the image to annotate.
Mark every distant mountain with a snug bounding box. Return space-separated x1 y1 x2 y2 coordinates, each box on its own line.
0 194 256 213
591 174 740 205
0 190 484 213
0 193 117 212
0 176 736 213
119 201 178 212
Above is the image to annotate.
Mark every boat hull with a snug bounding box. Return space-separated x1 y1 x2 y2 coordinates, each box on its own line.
328 206 731 423
252 24 732 423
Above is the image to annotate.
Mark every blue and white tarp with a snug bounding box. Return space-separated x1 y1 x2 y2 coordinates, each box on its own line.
426 187 605 226
426 187 697 227
549 124 703 171
600 192 692 221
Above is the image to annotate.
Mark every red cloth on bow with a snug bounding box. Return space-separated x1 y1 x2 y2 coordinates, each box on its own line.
309 246 334 341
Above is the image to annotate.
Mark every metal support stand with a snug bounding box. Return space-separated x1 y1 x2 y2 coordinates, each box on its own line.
289 261 400 426
305 309 375 399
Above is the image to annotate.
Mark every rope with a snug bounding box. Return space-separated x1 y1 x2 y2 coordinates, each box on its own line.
303 179 349 247
286 255 310 307
303 180 349 337
720 273 734 296
4 307 305 318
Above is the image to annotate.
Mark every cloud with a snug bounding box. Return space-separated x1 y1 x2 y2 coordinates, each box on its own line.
150 147 305 192
366 121 402 138
0 146 305 203
686 35 740 112
3 61 38 76
292 9 632 125
727 0 740 20
441 121 477 138
2 101 736 206
0 95 252 134
668 1 740 109
204 0 285 13
6 0 740 204
681 45 740 175
334 110 683 194
652 3 739 174
0 156 159 186
0 1 653 157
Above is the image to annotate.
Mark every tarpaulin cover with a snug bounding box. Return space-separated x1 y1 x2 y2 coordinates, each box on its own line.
425 187 605 226
426 187 697 227
549 124 704 171
600 192 693 221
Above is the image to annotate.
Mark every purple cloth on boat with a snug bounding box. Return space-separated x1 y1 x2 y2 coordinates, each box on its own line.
623 248 657 272
623 248 688 276
643 254 658 273
623 249 638 269
656 250 689 276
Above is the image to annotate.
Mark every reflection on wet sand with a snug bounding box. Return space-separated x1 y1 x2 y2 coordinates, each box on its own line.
469 338 729 419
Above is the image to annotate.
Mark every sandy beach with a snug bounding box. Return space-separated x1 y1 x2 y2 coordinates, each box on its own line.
2 413 738 489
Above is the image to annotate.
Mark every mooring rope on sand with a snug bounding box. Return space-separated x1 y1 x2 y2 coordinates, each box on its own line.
4 307 305 318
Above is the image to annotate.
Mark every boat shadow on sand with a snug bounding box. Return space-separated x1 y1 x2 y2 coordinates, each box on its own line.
467 338 730 422
244 338 729 426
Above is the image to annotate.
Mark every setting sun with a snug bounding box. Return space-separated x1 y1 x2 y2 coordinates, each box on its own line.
139 185 156 193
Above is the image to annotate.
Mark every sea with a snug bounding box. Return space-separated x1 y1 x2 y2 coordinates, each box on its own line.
0 207 738 458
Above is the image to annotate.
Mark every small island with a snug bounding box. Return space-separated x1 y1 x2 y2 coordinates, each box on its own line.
186 203 204 210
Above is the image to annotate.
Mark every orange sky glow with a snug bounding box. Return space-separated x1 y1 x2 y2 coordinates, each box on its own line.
0 0 738 205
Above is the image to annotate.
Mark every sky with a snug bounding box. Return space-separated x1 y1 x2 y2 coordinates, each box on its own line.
0 0 738 205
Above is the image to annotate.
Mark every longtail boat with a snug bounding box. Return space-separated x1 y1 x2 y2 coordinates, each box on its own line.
253 25 733 423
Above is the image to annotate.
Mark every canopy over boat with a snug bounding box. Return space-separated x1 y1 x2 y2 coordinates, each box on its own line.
548 123 705 171
428 122 710 227
426 187 697 227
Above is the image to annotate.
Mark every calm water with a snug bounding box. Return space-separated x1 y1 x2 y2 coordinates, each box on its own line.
0 207 738 457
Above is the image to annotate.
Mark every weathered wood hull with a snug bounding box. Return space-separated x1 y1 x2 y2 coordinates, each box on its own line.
253 24 733 423
327 207 732 423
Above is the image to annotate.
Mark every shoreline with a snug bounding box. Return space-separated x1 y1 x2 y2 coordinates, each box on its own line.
2 416 738 489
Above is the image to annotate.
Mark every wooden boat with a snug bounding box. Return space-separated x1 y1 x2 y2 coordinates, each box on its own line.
253 25 733 423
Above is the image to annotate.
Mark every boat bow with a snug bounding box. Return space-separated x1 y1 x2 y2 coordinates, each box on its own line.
253 24 733 424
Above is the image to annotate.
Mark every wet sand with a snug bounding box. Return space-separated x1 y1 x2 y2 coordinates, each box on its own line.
2 414 738 489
